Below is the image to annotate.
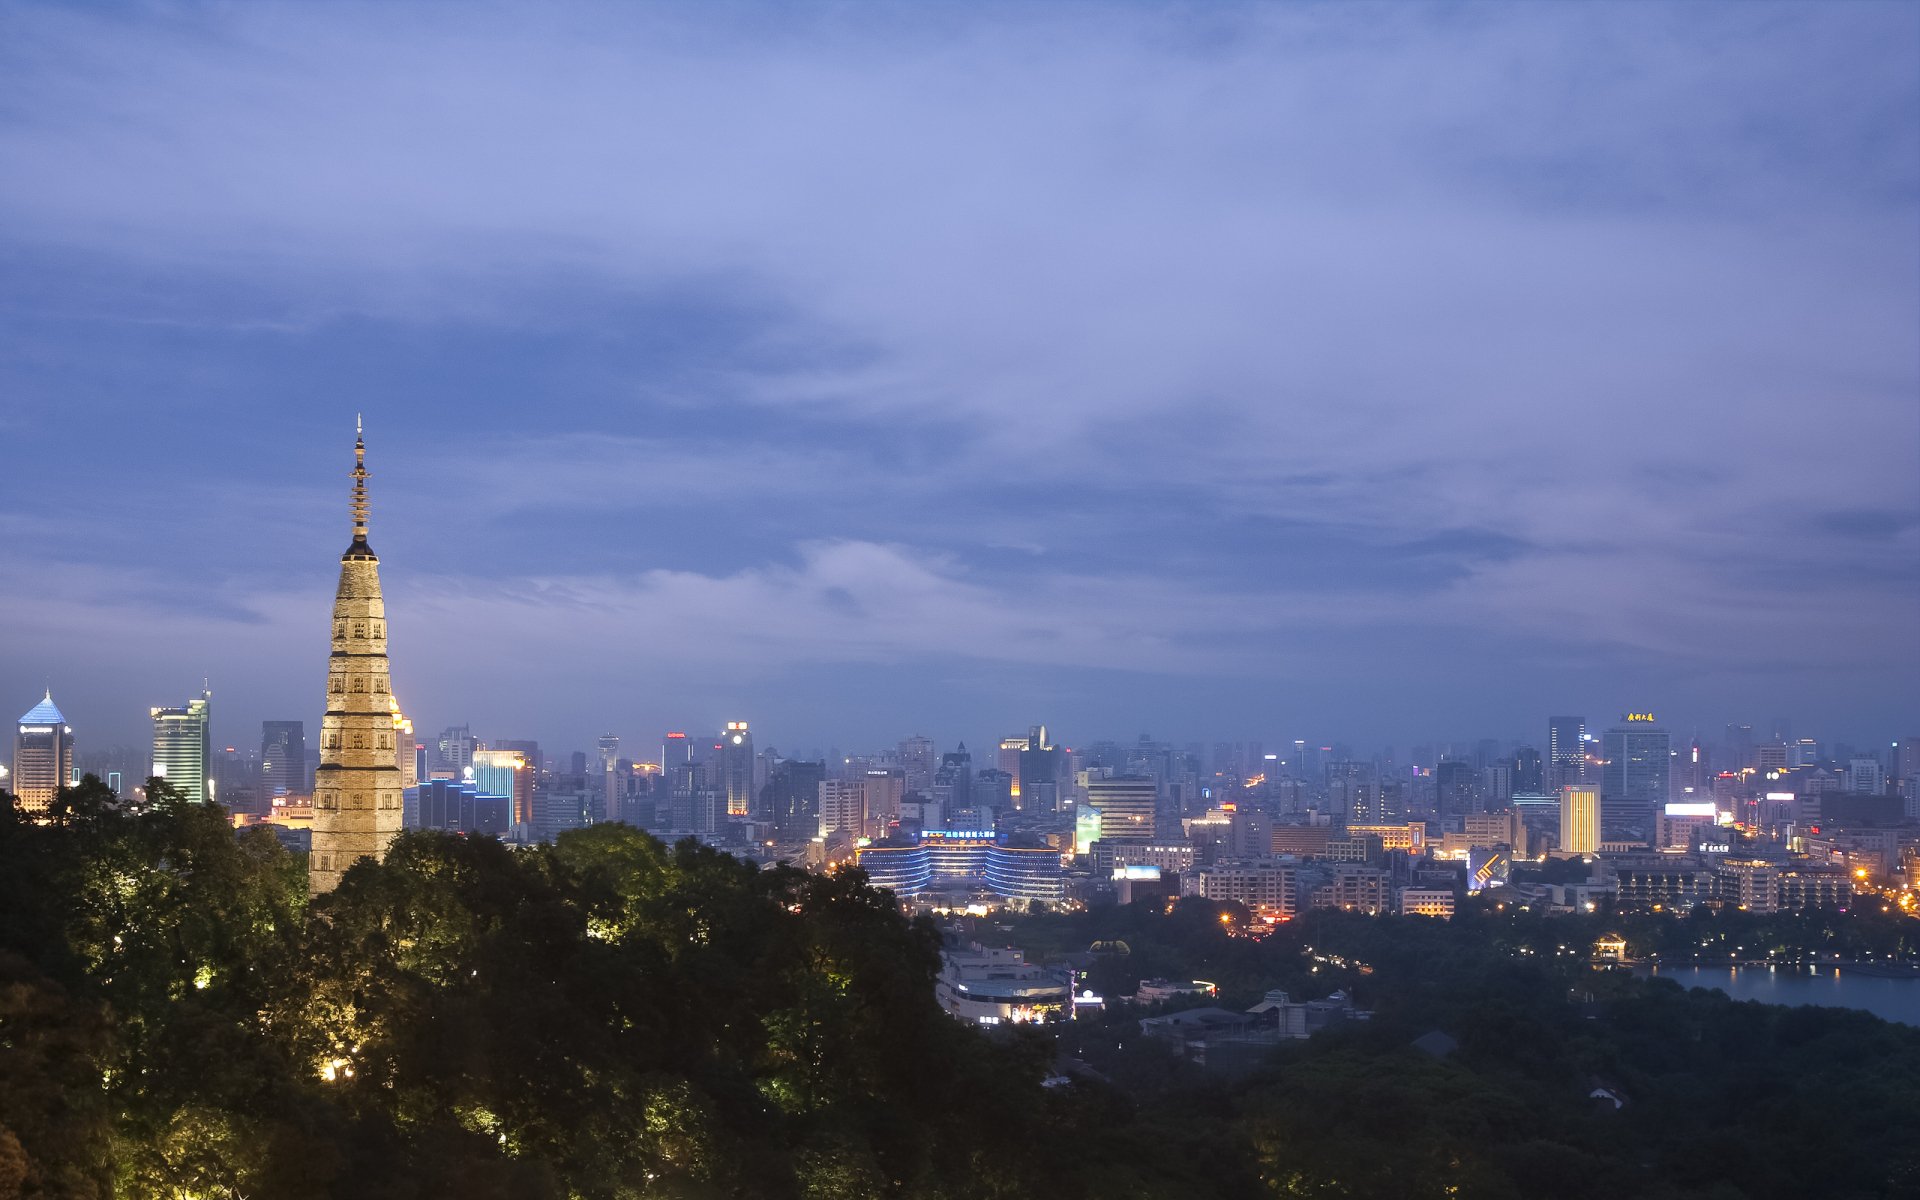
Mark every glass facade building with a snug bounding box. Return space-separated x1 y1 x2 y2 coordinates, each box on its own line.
151 691 212 805
858 831 1064 903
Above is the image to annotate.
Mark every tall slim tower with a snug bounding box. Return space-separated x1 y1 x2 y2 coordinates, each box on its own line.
310 420 404 896
719 722 754 817
14 692 74 814
151 691 212 805
261 720 307 799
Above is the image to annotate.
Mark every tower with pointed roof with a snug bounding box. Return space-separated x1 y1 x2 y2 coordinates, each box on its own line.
13 691 73 814
310 420 404 895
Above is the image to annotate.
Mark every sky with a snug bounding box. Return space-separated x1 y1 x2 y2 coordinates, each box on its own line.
0 1 1915 761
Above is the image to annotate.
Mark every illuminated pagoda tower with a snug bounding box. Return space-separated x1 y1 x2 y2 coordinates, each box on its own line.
310 419 404 896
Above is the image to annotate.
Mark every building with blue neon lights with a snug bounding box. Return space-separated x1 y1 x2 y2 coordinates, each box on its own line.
858 830 1064 903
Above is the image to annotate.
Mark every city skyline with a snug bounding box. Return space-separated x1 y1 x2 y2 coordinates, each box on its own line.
1 3 1915 754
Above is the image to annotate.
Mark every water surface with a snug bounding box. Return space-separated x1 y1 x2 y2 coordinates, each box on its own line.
1646 965 1920 1028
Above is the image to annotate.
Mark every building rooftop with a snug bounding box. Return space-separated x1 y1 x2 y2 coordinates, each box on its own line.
18 691 64 725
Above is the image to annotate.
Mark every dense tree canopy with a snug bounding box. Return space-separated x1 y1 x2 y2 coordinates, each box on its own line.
0 778 1128 1199
5 779 1920 1199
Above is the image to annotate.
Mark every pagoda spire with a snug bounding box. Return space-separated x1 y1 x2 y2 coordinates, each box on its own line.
347 414 373 558
312 416 402 895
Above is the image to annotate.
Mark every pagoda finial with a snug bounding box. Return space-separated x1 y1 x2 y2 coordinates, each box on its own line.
348 418 372 553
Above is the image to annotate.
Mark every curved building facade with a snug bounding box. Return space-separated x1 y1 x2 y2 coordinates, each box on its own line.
857 831 1064 903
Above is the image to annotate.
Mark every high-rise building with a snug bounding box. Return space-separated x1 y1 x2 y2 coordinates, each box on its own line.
310 423 404 895
818 778 865 839
595 733 621 822
392 704 419 791
1848 758 1886 796
1018 725 1064 813
1601 716 1670 834
1512 747 1544 794
762 759 826 842
1434 759 1477 819
1547 716 1585 789
13 692 73 814
435 725 477 777
1089 775 1157 844
261 720 306 799
719 722 754 817
1560 786 1601 855
897 735 936 795
151 690 212 805
860 769 905 834
472 748 533 828
933 744 973 812
997 736 1027 801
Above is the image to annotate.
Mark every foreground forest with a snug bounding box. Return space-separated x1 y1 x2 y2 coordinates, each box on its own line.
4 778 1919 1199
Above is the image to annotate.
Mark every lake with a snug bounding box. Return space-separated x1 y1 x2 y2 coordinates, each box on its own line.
1645 964 1920 1028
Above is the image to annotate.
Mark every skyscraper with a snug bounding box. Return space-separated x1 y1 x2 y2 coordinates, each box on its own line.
597 733 621 823
1547 716 1585 789
1089 775 1157 844
897 734 936 794
151 690 211 805
472 748 533 828
13 692 73 814
436 725 477 777
1601 715 1670 834
261 720 306 799
1560 786 1600 855
310 422 404 896
1018 726 1063 813
719 722 754 817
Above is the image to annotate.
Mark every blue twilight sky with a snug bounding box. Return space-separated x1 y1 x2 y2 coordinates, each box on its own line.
0 1 1915 761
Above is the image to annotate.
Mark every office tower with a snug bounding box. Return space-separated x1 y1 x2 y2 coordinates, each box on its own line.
472 748 533 828
1327 760 1376 823
13 692 73 814
1899 738 1920 786
719 722 754 817
1680 738 1709 792
392 704 419 790
1018 725 1064 813
973 767 1013 811
1601 716 1670 834
310 423 404 896
1434 759 1477 819
1547 716 1585 788
151 690 212 806
761 759 826 842
997 736 1027 801
1724 723 1755 772
435 725 476 777
897 735 936 794
597 733 620 823
933 743 973 812
213 743 261 816
1482 762 1513 809
818 778 865 839
1512 747 1544 794
1560 786 1601 855
261 720 306 799
1848 758 1886 795
1089 775 1157 843
860 769 905 834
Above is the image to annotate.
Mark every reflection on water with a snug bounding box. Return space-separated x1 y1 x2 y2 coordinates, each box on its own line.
1646 965 1920 1028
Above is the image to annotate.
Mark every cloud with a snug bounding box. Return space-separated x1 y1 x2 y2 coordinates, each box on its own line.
0 2 1914 747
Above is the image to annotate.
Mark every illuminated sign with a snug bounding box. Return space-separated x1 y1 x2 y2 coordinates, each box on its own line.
1665 802 1718 818
1624 713 1657 723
